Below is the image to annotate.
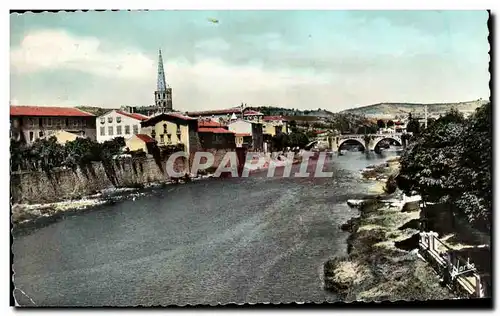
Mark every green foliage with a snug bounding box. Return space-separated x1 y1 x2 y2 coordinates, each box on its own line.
384 175 398 194
406 119 421 135
11 135 127 172
271 131 309 150
397 103 491 231
287 131 310 149
377 119 385 129
271 133 290 151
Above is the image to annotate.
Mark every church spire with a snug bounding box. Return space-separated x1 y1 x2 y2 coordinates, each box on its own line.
154 49 173 113
157 49 167 92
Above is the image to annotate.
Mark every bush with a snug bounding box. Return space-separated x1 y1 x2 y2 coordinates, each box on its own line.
384 175 398 194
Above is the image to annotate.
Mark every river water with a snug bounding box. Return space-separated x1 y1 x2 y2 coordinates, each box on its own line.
13 151 399 306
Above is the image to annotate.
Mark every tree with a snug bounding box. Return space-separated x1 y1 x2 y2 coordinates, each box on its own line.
406 118 421 135
397 104 491 231
397 116 466 203
271 133 289 151
377 119 385 129
387 120 395 128
452 103 492 229
287 132 309 149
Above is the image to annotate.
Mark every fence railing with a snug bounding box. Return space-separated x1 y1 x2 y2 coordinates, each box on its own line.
419 231 486 298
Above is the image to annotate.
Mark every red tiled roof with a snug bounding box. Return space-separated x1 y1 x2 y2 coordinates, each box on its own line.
135 134 156 143
243 110 264 116
167 112 197 120
116 110 149 121
313 130 328 134
10 106 95 117
235 133 252 137
263 115 288 121
198 120 226 128
198 127 235 134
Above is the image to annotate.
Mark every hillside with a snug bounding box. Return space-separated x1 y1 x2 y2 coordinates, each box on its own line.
76 106 113 117
340 99 488 116
250 106 335 118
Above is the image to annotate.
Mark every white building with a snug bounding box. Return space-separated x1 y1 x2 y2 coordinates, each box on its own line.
96 110 149 143
227 119 264 150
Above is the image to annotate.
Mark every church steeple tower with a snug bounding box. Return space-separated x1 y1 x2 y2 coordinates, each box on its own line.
155 49 172 113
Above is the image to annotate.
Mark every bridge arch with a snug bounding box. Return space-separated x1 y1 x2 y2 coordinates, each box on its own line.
338 138 366 151
373 136 402 150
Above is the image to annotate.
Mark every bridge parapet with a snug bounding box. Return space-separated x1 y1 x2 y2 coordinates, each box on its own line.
333 133 404 152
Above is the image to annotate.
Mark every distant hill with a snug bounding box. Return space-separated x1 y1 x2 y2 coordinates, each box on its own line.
249 106 335 118
76 106 112 117
340 99 488 117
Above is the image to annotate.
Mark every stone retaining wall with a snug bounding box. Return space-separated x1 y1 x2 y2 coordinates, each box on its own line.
11 149 237 204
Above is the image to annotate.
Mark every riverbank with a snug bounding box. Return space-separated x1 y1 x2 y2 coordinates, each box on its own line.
324 157 455 301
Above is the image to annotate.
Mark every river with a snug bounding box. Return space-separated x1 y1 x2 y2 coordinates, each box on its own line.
12 151 399 306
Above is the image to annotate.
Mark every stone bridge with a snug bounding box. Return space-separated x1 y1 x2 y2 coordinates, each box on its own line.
332 133 404 152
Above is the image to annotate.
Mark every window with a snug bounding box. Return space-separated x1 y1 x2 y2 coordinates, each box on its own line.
100 117 105 124
29 132 34 142
47 118 52 127
38 118 43 127
117 125 122 135
116 116 122 123
73 119 79 127
167 134 171 143
100 127 105 136
133 125 138 134
108 126 114 136
125 125 130 135
108 117 113 123
163 123 167 134
39 131 44 138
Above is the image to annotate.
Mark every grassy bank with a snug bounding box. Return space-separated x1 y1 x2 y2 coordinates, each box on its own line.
324 158 455 302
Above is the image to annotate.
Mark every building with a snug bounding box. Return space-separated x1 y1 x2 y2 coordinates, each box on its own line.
96 110 149 143
140 112 200 154
10 105 96 145
262 116 289 136
40 130 84 145
227 119 263 151
235 133 252 148
125 134 156 154
119 49 174 116
197 121 236 149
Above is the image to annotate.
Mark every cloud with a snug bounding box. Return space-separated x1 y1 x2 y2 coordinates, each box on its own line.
10 29 155 79
10 28 489 112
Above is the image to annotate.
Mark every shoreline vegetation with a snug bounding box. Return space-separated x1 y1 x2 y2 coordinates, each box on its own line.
325 104 492 301
324 156 456 301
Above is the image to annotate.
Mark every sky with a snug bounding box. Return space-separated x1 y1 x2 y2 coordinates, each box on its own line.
10 10 490 112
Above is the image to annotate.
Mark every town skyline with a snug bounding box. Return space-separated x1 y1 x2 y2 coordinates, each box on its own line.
10 10 490 111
